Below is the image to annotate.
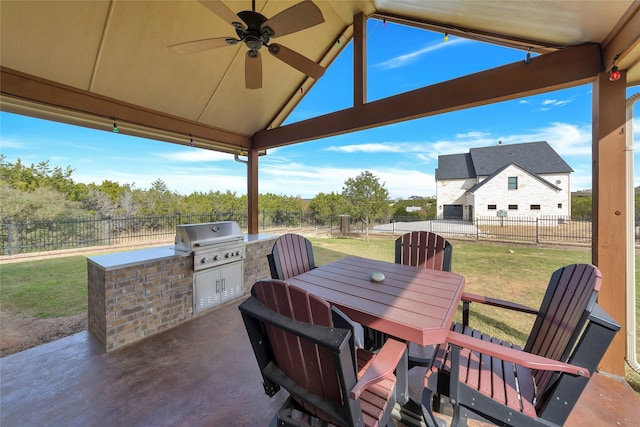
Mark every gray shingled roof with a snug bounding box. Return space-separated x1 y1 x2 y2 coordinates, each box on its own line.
435 141 573 180
435 153 475 180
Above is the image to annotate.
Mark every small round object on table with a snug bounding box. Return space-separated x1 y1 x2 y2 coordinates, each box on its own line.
369 271 385 282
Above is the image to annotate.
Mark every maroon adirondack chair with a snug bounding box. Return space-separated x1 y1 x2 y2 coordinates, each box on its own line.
239 279 409 427
391 231 453 368
268 233 316 280
422 263 620 427
395 231 452 272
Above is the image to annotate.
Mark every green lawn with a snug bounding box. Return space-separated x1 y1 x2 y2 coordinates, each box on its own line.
0 256 88 317
1 237 638 390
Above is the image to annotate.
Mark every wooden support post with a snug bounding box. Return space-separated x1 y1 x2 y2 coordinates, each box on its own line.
247 148 259 234
592 70 627 375
353 12 367 107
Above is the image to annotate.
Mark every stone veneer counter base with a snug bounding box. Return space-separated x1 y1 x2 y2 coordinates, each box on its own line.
87 234 277 352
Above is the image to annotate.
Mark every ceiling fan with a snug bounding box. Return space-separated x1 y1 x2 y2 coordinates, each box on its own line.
170 0 326 89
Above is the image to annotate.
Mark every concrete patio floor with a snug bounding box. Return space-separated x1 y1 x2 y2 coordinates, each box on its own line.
1 296 639 426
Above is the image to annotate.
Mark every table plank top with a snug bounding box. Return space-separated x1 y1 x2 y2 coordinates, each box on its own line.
285 256 465 346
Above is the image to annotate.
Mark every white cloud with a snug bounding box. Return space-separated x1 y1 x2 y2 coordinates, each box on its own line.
0 137 24 149
326 142 416 153
455 131 491 139
258 160 435 199
538 98 573 111
374 38 467 70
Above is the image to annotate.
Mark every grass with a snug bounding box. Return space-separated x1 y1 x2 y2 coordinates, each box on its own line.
1 237 638 390
0 256 88 317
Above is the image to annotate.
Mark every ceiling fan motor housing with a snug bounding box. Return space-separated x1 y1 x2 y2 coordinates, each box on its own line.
236 10 270 50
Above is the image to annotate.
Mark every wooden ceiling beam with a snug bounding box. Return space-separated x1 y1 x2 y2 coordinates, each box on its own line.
601 1 640 72
0 67 251 152
253 43 602 150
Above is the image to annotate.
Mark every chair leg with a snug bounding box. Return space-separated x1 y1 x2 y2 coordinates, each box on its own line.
421 388 447 427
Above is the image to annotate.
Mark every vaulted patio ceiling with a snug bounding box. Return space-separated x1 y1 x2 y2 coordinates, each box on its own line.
1 0 639 154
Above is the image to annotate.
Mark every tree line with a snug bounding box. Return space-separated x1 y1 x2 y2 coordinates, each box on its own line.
1 157 437 236
3 157 615 232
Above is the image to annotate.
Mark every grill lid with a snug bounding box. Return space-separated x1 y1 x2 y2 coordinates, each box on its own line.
175 221 243 252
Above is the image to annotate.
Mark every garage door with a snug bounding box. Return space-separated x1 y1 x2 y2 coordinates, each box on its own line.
443 204 463 219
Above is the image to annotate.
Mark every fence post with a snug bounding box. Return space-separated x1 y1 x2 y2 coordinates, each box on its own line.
476 218 479 241
108 217 112 246
7 218 12 255
536 218 540 243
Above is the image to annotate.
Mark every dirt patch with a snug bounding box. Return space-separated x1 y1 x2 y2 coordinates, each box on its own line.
0 308 87 357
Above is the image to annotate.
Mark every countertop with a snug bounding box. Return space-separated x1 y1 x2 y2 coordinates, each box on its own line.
87 234 278 270
87 245 189 271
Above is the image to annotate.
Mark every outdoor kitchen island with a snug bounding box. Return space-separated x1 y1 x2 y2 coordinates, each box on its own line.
87 228 277 352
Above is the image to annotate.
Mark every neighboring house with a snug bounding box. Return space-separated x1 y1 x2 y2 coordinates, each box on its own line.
435 141 573 220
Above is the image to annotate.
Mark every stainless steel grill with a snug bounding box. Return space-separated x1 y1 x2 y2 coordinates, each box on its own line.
175 221 245 271
175 221 245 313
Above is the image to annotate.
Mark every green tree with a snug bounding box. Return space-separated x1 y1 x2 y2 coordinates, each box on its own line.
135 179 181 215
259 193 304 226
180 190 246 220
0 181 90 222
309 192 348 225
342 171 391 240
88 180 132 204
571 194 592 220
0 156 88 201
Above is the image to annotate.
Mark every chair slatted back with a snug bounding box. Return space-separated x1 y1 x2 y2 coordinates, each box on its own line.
269 233 316 280
524 263 602 396
252 279 344 415
395 231 452 271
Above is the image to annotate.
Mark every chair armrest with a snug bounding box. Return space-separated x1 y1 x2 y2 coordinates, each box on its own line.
446 331 590 378
350 338 407 400
462 292 538 314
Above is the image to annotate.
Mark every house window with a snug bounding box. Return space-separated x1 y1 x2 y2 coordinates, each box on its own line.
558 203 563 208
508 204 518 210
488 204 497 210
508 176 518 190
530 204 541 210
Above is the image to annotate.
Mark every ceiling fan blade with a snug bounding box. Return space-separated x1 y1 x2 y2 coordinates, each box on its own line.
199 0 245 30
268 43 325 79
168 37 236 54
245 50 263 89
262 1 324 38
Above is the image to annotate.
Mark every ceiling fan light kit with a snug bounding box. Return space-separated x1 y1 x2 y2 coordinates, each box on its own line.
170 0 326 89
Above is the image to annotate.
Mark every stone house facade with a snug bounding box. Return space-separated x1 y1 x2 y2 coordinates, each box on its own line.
435 141 573 220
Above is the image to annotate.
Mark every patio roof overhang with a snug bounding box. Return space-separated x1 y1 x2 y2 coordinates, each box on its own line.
1 0 640 376
1 1 639 152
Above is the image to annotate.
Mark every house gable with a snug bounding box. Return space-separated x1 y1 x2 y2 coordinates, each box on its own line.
470 164 569 217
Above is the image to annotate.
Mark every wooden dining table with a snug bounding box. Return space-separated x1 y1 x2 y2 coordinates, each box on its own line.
285 256 466 347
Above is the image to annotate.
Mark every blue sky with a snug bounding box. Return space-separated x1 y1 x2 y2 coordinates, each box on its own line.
1 19 639 200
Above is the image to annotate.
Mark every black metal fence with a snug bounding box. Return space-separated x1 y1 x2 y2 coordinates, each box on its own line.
0 211 334 255
1 212 637 255
375 216 594 244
